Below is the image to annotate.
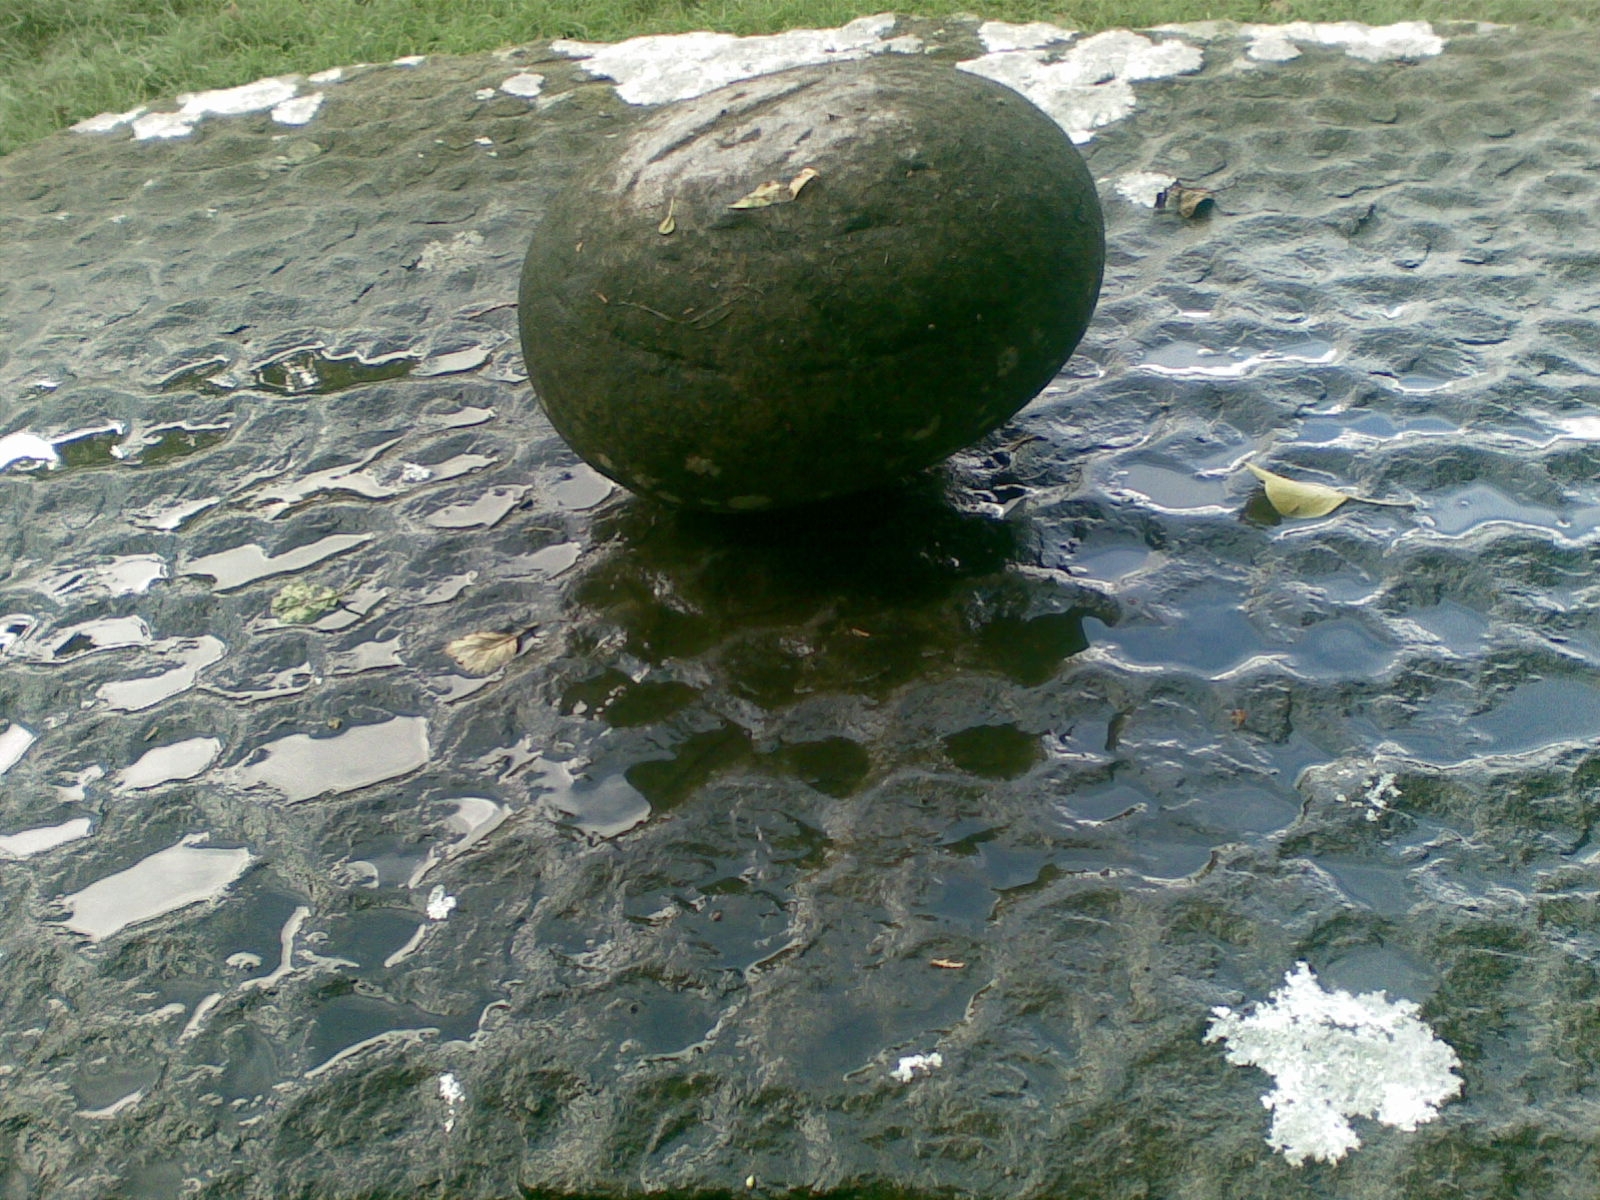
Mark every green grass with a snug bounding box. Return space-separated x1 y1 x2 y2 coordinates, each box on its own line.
3 0 1597 155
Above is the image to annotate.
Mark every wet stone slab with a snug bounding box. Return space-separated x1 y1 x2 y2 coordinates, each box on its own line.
3 14 1600 1198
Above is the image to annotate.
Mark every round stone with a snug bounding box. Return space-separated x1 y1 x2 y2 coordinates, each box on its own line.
519 56 1104 512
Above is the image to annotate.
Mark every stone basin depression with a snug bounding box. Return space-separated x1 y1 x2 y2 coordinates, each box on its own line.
4 14 1600 1199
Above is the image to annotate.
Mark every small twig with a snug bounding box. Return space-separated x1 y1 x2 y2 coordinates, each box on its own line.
459 301 518 319
688 299 739 328
616 299 683 323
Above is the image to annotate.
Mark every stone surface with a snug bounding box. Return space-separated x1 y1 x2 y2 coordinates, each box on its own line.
4 17 1600 1200
519 57 1104 511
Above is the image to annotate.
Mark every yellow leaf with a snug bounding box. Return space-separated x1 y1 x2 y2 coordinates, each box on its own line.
788 167 819 198
729 180 786 209
270 581 343 624
1245 462 1350 518
1156 183 1215 218
445 630 520 675
657 198 676 236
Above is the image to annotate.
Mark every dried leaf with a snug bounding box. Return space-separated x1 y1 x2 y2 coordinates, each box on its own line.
657 198 676 236
271 581 343 624
729 180 786 210
1245 462 1350 518
930 958 967 970
445 629 520 675
1156 183 1215 218
788 167 819 198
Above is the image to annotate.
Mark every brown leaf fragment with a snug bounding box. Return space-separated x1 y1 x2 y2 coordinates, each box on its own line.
445 630 520 675
788 167 819 198
729 180 787 209
930 958 967 970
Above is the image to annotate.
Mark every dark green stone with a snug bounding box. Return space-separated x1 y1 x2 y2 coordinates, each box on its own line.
518 56 1104 511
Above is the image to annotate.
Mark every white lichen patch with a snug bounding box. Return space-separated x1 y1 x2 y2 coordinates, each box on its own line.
426 884 457 921
977 20 1076 53
416 230 487 271
500 72 546 98
553 13 908 105
1242 28 1301 63
1205 962 1462 1165
890 1052 943 1083
1114 171 1177 208
180 77 299 117
958 29 1203 144
272 93 325 126
438 1072 466 1132
121 75 308 140
71 106 147 134
80 73 340 139
1241 21 1445 63
131 112 196 140
1335 771 1401 822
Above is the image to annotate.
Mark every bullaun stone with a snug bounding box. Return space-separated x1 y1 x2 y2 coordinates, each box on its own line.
519 56 1105 511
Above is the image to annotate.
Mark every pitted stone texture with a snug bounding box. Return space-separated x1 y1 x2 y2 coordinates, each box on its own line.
5 20 1600 1200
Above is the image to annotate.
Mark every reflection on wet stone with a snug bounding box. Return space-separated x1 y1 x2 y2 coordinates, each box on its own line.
942 722 1043 779
61 836 255 941
777 736 872 798
236 715 430 802
7 15 1600 1198
116 735 223 790
254 347 417 395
